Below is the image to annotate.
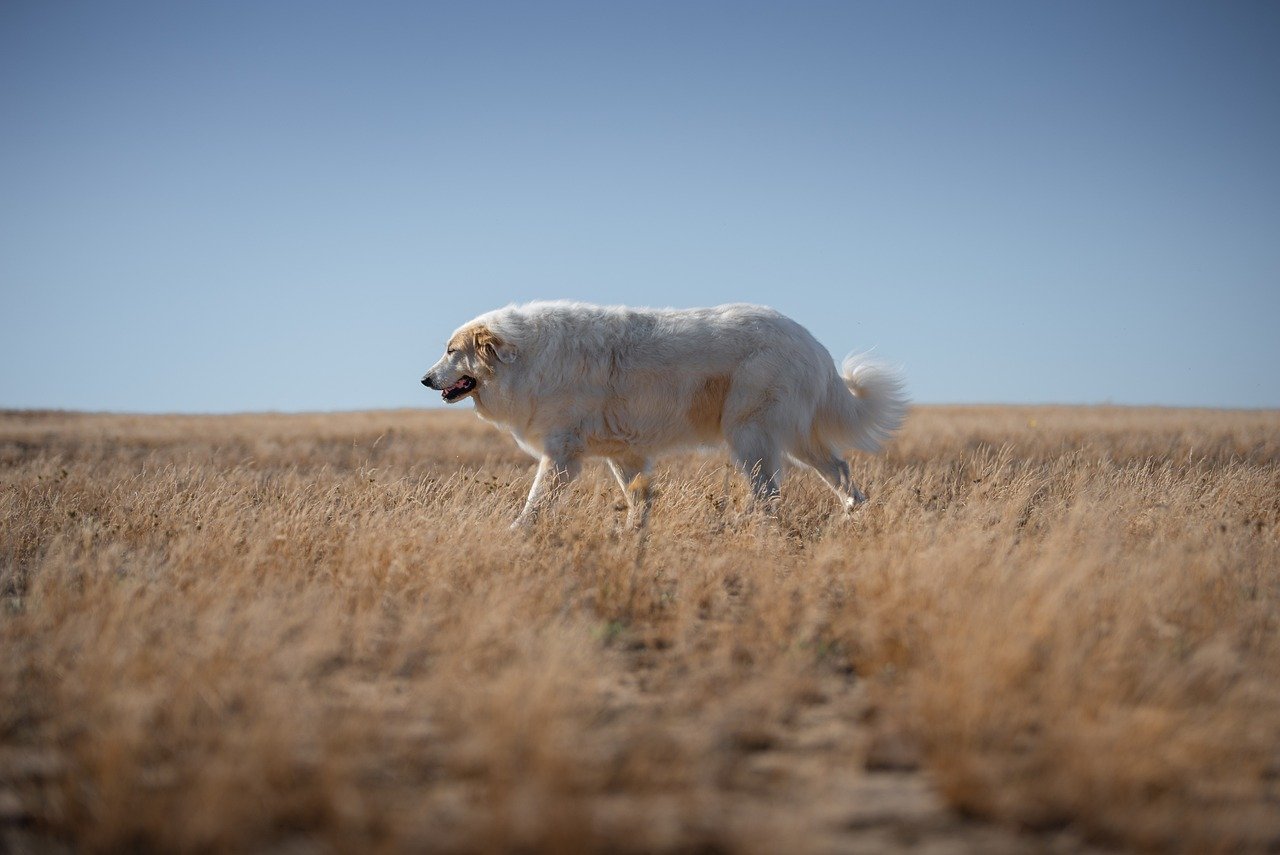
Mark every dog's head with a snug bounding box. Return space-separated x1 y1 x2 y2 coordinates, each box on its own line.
421 321 518 403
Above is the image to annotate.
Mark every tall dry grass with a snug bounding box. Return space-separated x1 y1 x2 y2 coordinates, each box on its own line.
1 405 1278 853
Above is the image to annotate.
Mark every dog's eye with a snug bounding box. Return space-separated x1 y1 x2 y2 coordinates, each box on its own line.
446 348 457 355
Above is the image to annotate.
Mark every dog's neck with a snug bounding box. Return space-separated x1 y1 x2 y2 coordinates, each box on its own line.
472 374 526 430
472 357 570 440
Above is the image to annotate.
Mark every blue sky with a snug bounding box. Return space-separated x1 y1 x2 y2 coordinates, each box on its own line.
2 1 1278 412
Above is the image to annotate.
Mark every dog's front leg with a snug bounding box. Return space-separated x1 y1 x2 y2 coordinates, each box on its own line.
512 453 581 530
607 456 652 531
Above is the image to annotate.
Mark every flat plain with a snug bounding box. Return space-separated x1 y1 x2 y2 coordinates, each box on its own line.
2 405 1278 853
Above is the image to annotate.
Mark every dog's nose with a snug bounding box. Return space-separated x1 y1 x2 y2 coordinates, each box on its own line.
422 375 433 388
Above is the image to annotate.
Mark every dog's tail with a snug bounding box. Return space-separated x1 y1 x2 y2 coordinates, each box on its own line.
817 353 909 454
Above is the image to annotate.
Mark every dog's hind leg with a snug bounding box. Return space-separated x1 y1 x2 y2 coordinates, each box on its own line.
513 449 582 530
607 454 652 530
726 425 783 514
790 446 867 513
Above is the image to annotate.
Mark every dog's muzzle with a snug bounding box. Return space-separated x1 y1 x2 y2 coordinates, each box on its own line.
422 373 477 402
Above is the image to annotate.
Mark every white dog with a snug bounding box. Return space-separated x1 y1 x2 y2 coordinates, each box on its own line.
422 301 907 528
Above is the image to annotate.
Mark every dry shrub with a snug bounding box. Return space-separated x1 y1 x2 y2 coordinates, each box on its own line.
1 405 1277 853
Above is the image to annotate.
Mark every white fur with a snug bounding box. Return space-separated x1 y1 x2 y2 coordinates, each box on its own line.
422 301 908 528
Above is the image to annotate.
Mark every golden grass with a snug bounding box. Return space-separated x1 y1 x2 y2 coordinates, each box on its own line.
2 405 1278 853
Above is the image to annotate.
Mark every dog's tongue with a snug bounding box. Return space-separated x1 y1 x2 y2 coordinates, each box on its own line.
447 379 469 393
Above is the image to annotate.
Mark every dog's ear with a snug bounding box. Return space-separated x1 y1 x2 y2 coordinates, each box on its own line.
472 326 518 366
493 339 518 364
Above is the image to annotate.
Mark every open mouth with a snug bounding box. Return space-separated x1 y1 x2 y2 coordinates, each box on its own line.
441 375 476 403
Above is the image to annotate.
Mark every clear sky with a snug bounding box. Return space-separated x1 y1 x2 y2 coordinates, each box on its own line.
2 1 1278 412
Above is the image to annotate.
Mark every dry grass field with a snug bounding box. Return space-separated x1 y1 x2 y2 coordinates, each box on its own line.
2 405 1279 853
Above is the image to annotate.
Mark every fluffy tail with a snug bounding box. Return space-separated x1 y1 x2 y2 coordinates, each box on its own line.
820 353 909 453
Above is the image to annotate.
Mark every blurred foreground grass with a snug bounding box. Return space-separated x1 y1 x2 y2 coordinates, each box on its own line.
2 405 1278 853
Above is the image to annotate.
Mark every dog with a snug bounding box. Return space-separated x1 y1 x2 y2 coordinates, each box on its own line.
422 301 907 528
